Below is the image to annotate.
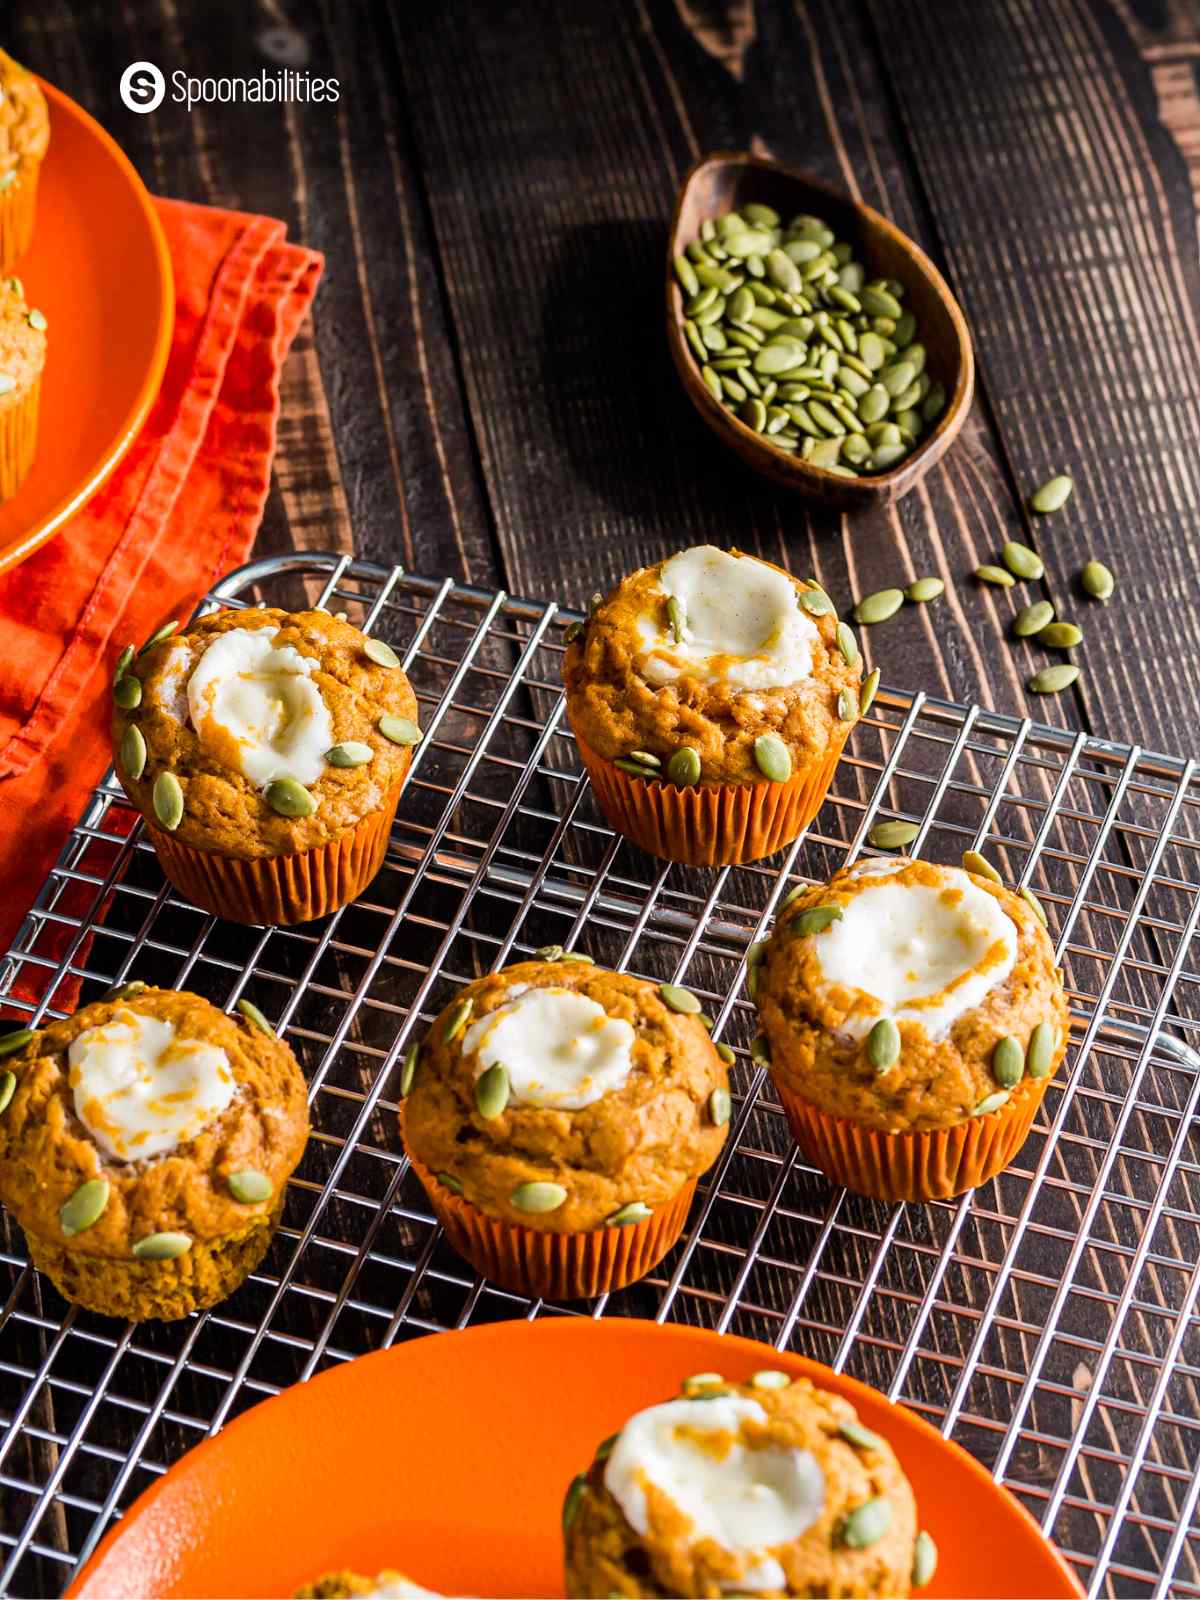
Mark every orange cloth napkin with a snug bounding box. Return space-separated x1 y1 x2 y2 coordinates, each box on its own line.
0 198 322 982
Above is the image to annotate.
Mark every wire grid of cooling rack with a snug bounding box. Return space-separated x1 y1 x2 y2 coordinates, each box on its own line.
2 551 1200 1598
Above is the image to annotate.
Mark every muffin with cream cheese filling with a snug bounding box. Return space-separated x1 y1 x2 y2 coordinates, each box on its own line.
754 855 1069 1201
563 1367 934 1598
295 1571 436 1598
111 606 420 925
0 985 309 1320
0 49 49 272
400 956 730 1300
563 545 863 866
0 271 45 499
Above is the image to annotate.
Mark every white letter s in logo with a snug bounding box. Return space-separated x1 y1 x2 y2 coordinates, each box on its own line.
120 62 166 114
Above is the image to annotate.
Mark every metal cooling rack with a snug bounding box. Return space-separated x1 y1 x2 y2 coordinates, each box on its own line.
2 551 1200 1599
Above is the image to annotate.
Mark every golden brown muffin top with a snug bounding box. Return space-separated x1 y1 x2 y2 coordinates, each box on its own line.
0 986 309 1256
112 607 420 857
563 547 861 785
401 959 730 1233
0 275 46 409
0 50 49 180
756 857 1069 1133
563 1370 921 1598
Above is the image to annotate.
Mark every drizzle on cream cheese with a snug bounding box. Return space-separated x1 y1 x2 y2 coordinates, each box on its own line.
461 986 635 1110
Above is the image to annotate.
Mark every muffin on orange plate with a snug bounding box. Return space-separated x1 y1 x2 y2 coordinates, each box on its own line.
399 955 730 1300
0 49 49 273
0 984 309 1320
563 1366 935 1598
0 272 45 499
563 545 866 866
111 606 421 925
754 854 1069 1202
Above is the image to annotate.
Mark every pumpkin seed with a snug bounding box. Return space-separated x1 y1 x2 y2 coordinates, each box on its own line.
1027 1021 1059 1079
1039 621 1082 650
660 983 702 1015
868 819 918 849
972 1090 1010 1117
1081 559 1115 601
836 621 859 668
363 637 401 669
399 1042 419 1096
1003 540 1044 581
674 254 699 297
236 998 275 1036
962 849 1002 884
867 1017 901 1072
701 364 723 401
139 620 178 654
60 1178 110 1237
716 1043 735 1066
0 1028 33 1058
992 1034 1025 1088
976 564 1015 587
561 1473 587 1534
905 577 944 603
750 1034 772 1065
106 979 147 1001
615 758 659 778
606 1201 653 1227
266 778 315 818
326 741 374 767
667 746 701 787
1013 601 1054 637
1030 474 1073 514
511 1180 568 1213
751 1369 791 1390
708 1086 732 1127
228 1170 272 1204
442 996 474 1043
379 715 422 746
753 733 792 783
839 1419 884 1451
113 644 134 680
563 620 585 645
859 668 881 716
120 724 147 780
0 373 13 395
112 674 142 710
912 1530 938 1589
793 903 844 941
683 1371 725 1391
132 1231 192 1261
152 771 184 831
628 750 661 769
437 1171 463 1195
854 588 904 626
27 307 47 332
841 1496 893 1548
1028 663 1080 695
1020 885 1049 925
740 395 768 432
475 1063 510 1120
837 687 857 721
798 586 833 616
0 1070 13 1114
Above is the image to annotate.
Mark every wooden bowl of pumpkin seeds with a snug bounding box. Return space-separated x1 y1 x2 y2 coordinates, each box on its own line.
667 152 974 507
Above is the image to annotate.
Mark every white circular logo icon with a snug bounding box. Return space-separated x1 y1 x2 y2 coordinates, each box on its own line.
120 62 166 114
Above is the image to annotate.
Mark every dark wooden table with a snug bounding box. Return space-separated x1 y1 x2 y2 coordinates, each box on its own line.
17 0 1200 757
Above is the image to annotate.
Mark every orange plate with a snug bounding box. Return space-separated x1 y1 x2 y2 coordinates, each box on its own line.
69 1319 1082 1600
0 80 173 573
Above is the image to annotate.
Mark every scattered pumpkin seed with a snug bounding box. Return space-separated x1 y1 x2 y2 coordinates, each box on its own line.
868 819 918 850
905 577 944 603
113 643 134 680
442 996 474 1044
854 588 904 626
562 1473 587 1534
60 1178 110 1237
628 750 661 770
1020 885 1049 926
708 1086 731 1126
1003 540 1045 581
120 724 147 781
511 1180 568 1213
1014 600 1055 638
972 1090 1010 1117
667 594 686 644
437 1171 463 1195
0 1070 13 1115
112 674 142 710
753 733 792 783
400 1043 419 1096
667 746 701 786
0 373 13 395
867 1017 901 1072
750 1034 772 1065
615 758 659 779
975 564 1015 587
1038 621 1082 650
536 944 565 961
236 998 275 1036
683 1372 725 1391
859 668 881 716
1028 663 1080 695
139 620 178 654
228 1170 272 1204
606 1201 652 1227
962 849 1002 884
798 586 833 616
475 1063 510 1120
716 1042 735 1066
837 687 858 721
363 638 400 668
839 1419 884 1451
0 1028 33 1058
912 1530 938 1589
751 1369 791 1390
992 1035 1026 1088
660 983 702 1015
836 621 859 667
27 307 47 332
379 714 422 746
841 1496 893 1549
152 771 184 831
1030 474 1073 514
132 1231 192 1261
1081 559 1115 602
1027 1021 1059 1079
105 979 147 1002
265 777 316 818
793 904 843 937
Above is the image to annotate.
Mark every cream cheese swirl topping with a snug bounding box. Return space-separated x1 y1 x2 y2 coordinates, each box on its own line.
461 985 635 1110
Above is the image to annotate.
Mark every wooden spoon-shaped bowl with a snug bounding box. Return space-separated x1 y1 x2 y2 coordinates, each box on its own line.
667 152 974 509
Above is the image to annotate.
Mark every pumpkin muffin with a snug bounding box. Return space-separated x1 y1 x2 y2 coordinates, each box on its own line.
563 545 864 866
563 1367 935 1598
111 606 421 925
400 955 730 1300
754 855 1070 1201
0 49 49 273
295 1571 436 1598
0 272 45 499
0 984 309 1321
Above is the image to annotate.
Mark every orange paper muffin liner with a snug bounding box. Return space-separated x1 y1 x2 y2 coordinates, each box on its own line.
0 374 39 500
774 1076 1050 1202
403 1138 697 1300
0 166 39 275
575 733 847 867
143 781 403 926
